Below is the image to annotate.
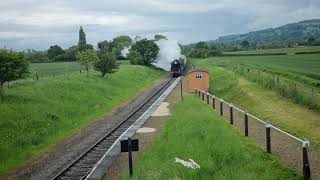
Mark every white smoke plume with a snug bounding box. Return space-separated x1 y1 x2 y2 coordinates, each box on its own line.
121 46 131 57
153 39 181 71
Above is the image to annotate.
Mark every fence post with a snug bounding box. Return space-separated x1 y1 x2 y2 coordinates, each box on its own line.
198 90 200 97
180 78 183 101
212 95 215 109
244 112 248 137
302 140 311 180
266 123 271 153
202 91 205 101
229 105 233 125
220 99 223 116
207 93 209 104
195 89 197 96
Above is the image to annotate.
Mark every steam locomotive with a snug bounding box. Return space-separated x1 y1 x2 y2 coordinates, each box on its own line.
171 55 186 77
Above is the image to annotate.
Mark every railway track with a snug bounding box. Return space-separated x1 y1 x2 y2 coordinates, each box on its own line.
52 77 175 180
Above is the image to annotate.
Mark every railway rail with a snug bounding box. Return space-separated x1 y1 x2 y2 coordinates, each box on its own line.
52 77 175 180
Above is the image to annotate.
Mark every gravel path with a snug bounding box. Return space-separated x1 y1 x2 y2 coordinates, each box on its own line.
5 76 170 180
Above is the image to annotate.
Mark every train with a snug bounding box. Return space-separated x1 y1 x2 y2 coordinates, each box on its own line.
171 55 186 77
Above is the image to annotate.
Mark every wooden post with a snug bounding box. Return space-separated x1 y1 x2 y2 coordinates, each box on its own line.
302 140 311 180
230 105 233 125
212 96 215 109
128 138 133 177
266 123 271 153
195 89 197 96
36 73 38 81
198 90 200 97
244 112 248 137
202 91 204 101
220 100 223 116
207 93 209 104
180 78 183 101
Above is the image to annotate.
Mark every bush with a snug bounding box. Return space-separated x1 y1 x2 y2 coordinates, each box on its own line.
127 50 143 65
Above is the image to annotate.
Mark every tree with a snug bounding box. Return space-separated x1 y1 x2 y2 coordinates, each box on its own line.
64 45 78 61
0 49 29 100
127 50 143 65
76 50 99 76
97 36 132 55
47 45 64 60
25 50 49 63
154 34 167 41
307 37 315 45
241 40 250 49
131 39 159 65
195 41 208 49
94 53 119 77
78 26 87 51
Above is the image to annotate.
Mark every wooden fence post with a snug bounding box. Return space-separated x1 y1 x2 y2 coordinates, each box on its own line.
207 93 209 104
244 112 248 137
195 89 197 96
220 99 223 116
302 140 311 180
230 105 233 125
198 90 200 97
266 123 271 153
212 96 215 109
202 91 205 101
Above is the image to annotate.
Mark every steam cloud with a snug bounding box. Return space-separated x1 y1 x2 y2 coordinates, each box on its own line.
153 39 181 71
121 46 131 57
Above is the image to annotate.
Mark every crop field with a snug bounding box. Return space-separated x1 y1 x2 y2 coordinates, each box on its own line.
204 54 320 111
30 62 81 77
223 46 320 55
190 57 320 146
0 64 164 175
122 95 300 179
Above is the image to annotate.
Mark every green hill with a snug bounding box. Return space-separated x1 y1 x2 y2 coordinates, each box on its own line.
210 19 320 47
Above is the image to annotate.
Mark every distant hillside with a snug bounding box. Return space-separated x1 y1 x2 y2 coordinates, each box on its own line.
207 19 320 47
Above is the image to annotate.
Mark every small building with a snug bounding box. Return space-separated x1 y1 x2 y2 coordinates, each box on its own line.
187 69 209 92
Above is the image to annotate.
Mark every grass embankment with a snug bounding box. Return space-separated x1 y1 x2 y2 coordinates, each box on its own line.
122 95 300 179
0 64 164 175
191 58 320 146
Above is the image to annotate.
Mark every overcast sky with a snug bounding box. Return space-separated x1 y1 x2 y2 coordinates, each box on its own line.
1 0 320 50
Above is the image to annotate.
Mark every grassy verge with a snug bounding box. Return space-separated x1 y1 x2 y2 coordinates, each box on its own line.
191 58 320 146
122 95 300 179
0 64 164 176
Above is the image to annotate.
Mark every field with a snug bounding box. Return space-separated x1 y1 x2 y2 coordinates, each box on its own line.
190 56 320 146
203 54 320 111
0 63 165 175
30 61 81 77
122 95 300 179
223 46 320 55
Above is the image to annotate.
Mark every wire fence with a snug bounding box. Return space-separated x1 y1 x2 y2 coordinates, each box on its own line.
195 89 319 180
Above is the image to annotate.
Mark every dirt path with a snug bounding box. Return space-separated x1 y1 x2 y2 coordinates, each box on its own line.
103 78 184 180
4 75 170 180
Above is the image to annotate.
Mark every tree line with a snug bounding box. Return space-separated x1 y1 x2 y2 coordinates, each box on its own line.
0 26 167 100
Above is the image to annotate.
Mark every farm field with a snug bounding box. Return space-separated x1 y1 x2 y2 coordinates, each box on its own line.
208 54 320 111
122 95 300 179
30 61 81 77
191 58 320 146
223 46 320 55
0 64 165 176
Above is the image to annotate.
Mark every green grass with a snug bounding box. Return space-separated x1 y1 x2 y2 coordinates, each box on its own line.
0 64 164 176
198 54 320 111
191 58 320 146
30 61 81 77
223 46 320 55
122 95 300 179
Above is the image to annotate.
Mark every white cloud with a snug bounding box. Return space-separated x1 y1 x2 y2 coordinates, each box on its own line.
0 0 319 50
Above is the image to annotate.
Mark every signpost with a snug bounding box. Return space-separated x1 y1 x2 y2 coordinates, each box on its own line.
121 138 139 177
